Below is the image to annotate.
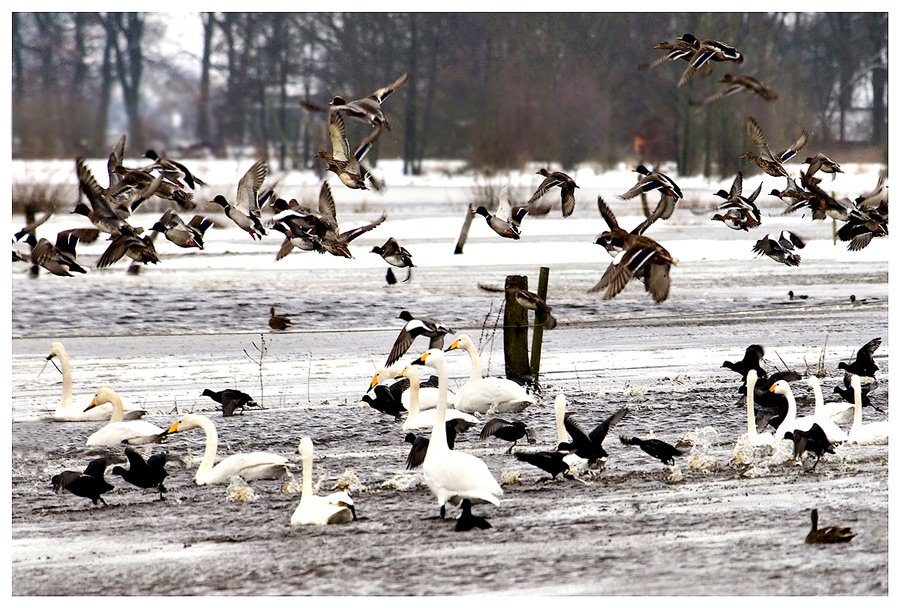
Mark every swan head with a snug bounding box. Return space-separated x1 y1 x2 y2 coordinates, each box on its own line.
446 335 473 352
768 380 790 396
807 376 820 390
298 437 314 458
47 341 66 360
85 387 119 411
411 348 447 370
164 413 207 435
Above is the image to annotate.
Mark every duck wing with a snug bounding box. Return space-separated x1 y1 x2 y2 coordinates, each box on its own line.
588 406 629 447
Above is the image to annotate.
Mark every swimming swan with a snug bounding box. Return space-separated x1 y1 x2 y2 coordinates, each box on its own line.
398 364 478 431
290 437 356 526
46 342 145 421
769 380 845 444
163 413 291 484
732 370 775 463
799 376 849 442
83 387 166 446
846 375 889 445
446 335 535 414
413 349 502 518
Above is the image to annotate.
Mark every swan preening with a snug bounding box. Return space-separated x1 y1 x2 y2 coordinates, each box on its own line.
290 437 356 526
46 342 145 422
412 349 502 525
84 387 167 446
846 375 889 445
163 413 291 485
446 335 535 414
397 364 478 431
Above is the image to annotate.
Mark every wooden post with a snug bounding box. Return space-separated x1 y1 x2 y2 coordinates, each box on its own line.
530 266 550 382
503 275 530 380
454 204 475 254
25 204 39 277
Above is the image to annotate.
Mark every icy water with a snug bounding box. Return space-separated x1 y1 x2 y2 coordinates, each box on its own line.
10 199 889 596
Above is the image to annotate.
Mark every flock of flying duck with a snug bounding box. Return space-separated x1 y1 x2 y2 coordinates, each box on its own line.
29 32 886 536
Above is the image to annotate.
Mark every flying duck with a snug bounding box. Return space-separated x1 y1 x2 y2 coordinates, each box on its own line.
316 109 382 190
385 310 454 367
151 209 213 249
209 158 268 240
371 237 414 282
741 116 808 179
473 185 529 239
691 73 777 106
675 33 743 87
303 71 410 131
527 168 578 217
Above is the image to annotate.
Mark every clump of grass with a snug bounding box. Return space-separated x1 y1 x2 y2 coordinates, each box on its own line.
12 180 72 215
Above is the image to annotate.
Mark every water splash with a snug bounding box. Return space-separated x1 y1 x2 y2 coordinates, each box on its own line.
226 477 259 502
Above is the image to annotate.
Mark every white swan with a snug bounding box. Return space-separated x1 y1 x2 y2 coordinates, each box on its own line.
370 366 457 411
290 437 356 526
163 413 291 484
769 379 846 444
732 370 775 463
398 364 478 431
47 342 145 421
554 394 588 472
84 387 166 446
799 376 849 442
818 378 856 425
446 335 535 414
413 349 502 515
847 375 889 445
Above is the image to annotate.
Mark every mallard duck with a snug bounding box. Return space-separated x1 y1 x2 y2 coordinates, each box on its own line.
722 344 767 381
676 33 743 87
690 73 777 106
385 310 454 367
96 233 160 269
74 157 143 237
51 457 114 506
805 509 855 543
209 158 268 240
268 306 293 331
27 228 99 276
151 209 212 249
527 168 578 217
751 232 803 266
837 337 880 378
592 197 678 303
557 407 629 465
638 39 713 76
316 109 382 190
713 172 762 230
836 207 887 251
371 237 414 282
620 164 683 202
473 185 529 239
854 174 887 207
619 434 682 465
112 163 193 211
201 387 257 416
302 71 409 131
513 288 557 329
803 152 843 180
143 149 206 190
741 117 808 179
112 447 168 498
479 418 536 453
594 195 667 254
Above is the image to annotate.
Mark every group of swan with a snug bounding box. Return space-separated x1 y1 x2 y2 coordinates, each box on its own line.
47 342 145 421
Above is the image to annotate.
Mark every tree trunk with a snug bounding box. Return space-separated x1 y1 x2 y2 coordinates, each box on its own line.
196 12 215 146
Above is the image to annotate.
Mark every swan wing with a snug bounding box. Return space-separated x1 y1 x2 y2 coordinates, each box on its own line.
207 452 289 484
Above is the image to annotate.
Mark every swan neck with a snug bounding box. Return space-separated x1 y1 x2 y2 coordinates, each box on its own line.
746 379 756 437
406 367 420 414
851 380 862 433
301 447 314 500
464 340 483 382
774 385 797 437
555 400 567 443
58 350 73 411
107 392 125 423
195 416 219 482
427 359 450 454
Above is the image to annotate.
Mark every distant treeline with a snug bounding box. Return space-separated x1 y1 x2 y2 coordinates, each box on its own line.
11 12 887 177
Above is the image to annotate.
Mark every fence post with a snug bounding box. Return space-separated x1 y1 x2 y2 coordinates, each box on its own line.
454 204 475 254
503 275 530 379
529 266 550 382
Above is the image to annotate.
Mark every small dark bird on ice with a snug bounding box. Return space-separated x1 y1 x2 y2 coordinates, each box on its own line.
112 447 169 498
619 434 682 465
51 457 114 506
805 509 855 544
837 337 881 378
201 388 258 416
479 418 536 453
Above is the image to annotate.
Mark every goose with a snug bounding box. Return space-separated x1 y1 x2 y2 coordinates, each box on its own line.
45 342 145 422
619 434 682 465
290 437 356 526
112 447 168 498
740 116 808 179
83 387 167 446
397 364 477 432
445 335 535 414
384 310 454 368
735 369 775 449
209 158 268 240
846 375 889 445
201 388 257 417
526 168 578 217
479 418 535 453
163 413 291 484
411 349 502 521
805 509 855 544
51 457 114 506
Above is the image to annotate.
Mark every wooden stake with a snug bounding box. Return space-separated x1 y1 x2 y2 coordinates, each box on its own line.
503 275 530 380
530 266 550 382
454 204 475 254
